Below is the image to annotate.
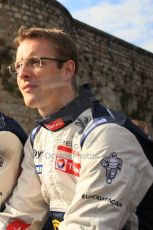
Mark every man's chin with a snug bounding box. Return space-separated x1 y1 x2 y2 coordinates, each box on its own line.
23 98 37 108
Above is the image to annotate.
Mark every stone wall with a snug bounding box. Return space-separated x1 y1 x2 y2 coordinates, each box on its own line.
0 0 153 135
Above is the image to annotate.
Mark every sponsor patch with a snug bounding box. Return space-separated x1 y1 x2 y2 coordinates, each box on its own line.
101 152 123 184
52 219 60 230
6 219 31 230
56 157 67 171
43 211 64 229
60 140 79 149
57 145 80 156
82 194 122 207
75 116 91 134
55 156 80 176
33 149 43 159
35 164 43 174
45 118 65 131
0 156 4 167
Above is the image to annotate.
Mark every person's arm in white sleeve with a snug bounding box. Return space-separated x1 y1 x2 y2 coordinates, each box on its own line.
59 124 153 230
0 131 23 210
0 136 49 230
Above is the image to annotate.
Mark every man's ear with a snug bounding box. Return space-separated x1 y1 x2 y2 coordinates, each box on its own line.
62 60 75 80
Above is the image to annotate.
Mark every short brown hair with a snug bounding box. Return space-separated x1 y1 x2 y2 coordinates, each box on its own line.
15 26 79 89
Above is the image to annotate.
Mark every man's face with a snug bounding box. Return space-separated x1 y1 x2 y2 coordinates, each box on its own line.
16 38 74 116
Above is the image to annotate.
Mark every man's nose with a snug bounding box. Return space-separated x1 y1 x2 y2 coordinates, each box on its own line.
17 65 31 79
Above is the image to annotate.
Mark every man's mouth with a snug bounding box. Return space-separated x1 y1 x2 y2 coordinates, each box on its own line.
22 83 37 92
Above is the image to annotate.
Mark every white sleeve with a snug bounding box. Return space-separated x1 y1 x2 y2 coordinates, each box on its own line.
0 136 48 230
0 131 23 209
59 124 153 230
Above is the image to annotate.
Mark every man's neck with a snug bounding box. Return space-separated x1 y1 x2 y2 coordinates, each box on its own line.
38 90 78 118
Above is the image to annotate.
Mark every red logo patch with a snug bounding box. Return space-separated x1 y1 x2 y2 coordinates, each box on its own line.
45 118 65 131
6 219 30 230
56 157 67 171
55 156 81 176
57 145 80 156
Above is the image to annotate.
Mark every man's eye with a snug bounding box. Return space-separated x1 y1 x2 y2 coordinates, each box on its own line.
30 59 40 67
15 63 22 71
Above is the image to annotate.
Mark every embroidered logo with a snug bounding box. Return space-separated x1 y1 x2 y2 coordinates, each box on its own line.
101 152 123 184
52 219 61 230
82 194 122 207
33 149 43 159
6 219 30 230
56 157 67 170
55 156 80 176
57 145 80 156
75 116 91 134
35 164 43 174
45 118 65 131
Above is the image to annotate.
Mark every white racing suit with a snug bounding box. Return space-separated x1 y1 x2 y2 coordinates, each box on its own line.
0 113 27 211
0 86 153 230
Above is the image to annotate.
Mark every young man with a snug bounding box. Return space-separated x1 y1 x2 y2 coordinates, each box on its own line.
0 112 27 210
0 27 153 230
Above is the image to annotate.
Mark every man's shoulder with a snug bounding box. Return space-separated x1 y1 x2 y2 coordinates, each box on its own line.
80 104 126 147
0 112 27 145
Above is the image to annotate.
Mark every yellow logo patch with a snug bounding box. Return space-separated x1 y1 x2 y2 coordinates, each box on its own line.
52 219 60 230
